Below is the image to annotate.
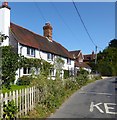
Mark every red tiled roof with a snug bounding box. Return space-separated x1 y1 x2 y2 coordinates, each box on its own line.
75 61 90 68
69 50 81 58
10 22 73 59
83 54 96 61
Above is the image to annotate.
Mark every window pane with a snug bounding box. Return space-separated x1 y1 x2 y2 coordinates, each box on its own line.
47 53 49 59
47 53 53 61
31 49 33 55
23 68 27 74
27 47 30 55
28 68 31 74
67 58 71 65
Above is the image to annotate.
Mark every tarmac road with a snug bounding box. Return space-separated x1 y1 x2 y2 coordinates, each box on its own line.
49 77 117 118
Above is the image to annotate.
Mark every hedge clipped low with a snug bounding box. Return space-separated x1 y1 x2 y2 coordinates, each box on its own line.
16 75 31 86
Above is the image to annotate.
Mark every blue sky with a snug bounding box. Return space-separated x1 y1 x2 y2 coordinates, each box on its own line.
6 2 115 54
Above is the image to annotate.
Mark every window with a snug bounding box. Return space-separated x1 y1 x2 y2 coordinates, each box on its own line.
47 53 54 61
27 47 35 56
67 58 71 65
35 68 40 75
50 68 55 76
23 68 31 74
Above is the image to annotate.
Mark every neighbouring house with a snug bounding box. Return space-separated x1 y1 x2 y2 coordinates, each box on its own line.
83 51 96 63
69 50 91 75
0 2 75 83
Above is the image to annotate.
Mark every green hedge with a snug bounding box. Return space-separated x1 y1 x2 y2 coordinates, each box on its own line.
16 75 31 86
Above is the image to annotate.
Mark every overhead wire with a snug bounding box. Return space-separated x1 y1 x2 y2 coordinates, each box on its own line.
33 1 103 51
72 0 103 50
33 2 58 40
50 2 80 42
33 1 47 23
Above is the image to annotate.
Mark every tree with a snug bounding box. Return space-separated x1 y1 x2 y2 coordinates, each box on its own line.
1 46 52 88
1 46 19 89
96 39 117 76
108 39 117 48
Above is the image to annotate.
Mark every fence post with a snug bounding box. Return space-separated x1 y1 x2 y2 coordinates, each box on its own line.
0 93 3 119
24 88 27 115
9 91 12 101
12 91 15 102
19 89 21 117
5 92 8 105
16 90 18 118
21 88 24 116
29 87 32 111
32 87 34 109
27 87 29 112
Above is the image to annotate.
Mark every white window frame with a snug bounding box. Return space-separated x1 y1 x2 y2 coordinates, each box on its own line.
27 47 35 57
67 58 71 65
23 67 31 75
50 68 55 77
47 53 54 61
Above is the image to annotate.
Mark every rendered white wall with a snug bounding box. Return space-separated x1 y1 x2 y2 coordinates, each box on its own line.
15 43 75 83
0 7 10 46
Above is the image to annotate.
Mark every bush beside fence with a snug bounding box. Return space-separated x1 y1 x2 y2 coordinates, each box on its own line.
0 86 40 118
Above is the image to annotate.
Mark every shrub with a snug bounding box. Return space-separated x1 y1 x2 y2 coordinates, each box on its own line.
64 78 78 90
16 75 31 85
3 100 18 119
64 70 69 79
76 72 88 86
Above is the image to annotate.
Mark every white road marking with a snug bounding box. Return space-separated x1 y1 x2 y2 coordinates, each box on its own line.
90 102 117 114
90 102 104 113
104 103 117 115
79 91 116 96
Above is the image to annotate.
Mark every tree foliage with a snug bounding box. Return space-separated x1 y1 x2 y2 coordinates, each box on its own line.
1 46 52 89
97 39 117 76
1 46 19 88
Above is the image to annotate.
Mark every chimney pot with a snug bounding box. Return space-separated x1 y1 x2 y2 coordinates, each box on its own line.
43 22 53 41
2 2 8 7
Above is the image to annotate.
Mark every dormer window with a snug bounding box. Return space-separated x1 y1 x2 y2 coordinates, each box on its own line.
67 58 71 65
27 47 35 56
47 53 54 61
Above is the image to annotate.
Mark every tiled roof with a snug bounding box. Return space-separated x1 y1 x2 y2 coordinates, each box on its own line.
75 61 90 68
10 22 73 59
83 54 96 61
69 50 81 59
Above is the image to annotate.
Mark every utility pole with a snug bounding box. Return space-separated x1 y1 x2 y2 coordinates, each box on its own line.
95 45 97 74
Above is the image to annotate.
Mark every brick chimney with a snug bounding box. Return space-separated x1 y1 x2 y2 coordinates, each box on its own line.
43 22 53 41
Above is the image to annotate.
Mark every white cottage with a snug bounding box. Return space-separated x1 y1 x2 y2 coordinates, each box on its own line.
0 2 75 82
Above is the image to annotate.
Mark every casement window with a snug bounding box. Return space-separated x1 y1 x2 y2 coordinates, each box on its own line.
67 58 71 65
50 68 55 76
27 47 35 56
23 68 31 74
47 53 54 61
35 68 40 75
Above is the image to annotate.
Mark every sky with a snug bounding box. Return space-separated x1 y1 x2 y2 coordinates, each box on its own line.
2 2 115 54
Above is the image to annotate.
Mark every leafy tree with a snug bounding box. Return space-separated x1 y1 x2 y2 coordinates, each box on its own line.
1 46 19 89
1 46 52 89
96 39 117 76
108 39 117 48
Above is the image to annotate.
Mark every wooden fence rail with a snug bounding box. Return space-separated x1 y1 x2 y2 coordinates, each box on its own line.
0 86 40 118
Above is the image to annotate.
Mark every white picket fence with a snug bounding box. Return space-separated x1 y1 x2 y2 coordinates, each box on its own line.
0 86 41 118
